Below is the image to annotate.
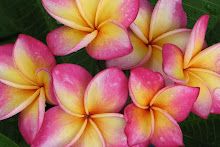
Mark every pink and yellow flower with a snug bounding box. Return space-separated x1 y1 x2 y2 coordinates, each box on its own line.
32 64 128 147
124 67 199 146
162 15 220 118
107 0 190 74
0 34 57 144
42 0 139 60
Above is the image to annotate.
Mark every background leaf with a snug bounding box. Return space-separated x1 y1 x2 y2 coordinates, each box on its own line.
0 0 220 146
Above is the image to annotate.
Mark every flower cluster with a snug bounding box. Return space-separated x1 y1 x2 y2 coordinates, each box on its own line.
0 0 220 146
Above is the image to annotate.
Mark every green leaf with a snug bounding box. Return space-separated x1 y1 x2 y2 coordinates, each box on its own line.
0 133 19 147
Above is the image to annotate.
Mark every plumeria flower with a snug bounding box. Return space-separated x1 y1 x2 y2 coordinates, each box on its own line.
107 0 190 74
124 67 199 146
0 34 57 144
42 0 139 60
32 64 128 147
162 15 220 118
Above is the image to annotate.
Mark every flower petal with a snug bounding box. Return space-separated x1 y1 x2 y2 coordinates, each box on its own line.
18 88 45 144
91 113 127 147
149 0 187 40
86 22 132 60
47 26 98 56
131 0 153 38
211 88 220 114
184 15 209 67
188 43 220 73
52 64 92 116
151 108 183 147
186 70 212 118
154 29 191 50
0 44 37 89
106 31 152 69
162 44 185 83
13 34 56 83
129 67 164 108
85 68 128 114
32 106 86 147
124 104 153 146
0 83 40 120
42 0 92 31
151 86 199 122
95 0 139 27
73 119 105 147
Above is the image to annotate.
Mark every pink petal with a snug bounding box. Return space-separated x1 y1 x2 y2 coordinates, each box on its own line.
149 0 187 40
106 31 152 70
13 34 56 83
162 44 185 83
92 113 128 147
95 0 139 27
0 44 37 89
47 26 98 56
52 64 92 116
151 108 183 147
0 83 40 120
42 0 92 31
84 68 128 114
18 88 45 144
124 104 153 146
32 106 86 147
151 85 199 122
86 22 132 60
129 67 164 108
184 15 209 67
211 88 220 114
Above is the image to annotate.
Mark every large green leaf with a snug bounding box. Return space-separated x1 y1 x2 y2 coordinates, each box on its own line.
0 0 220 146
0 132 19 147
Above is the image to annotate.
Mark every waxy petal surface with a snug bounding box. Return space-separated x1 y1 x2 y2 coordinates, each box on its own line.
53 64 92 116
124 104 153 147
32 107 85 147
151 86 199 122
85 68 128 114
86 22 132 60
13 34 56 83
149 0 187 40
19 88 45 144
47 26 97 56
129 67 164 108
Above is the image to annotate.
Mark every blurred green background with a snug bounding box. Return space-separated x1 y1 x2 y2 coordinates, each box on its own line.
0 0 220 146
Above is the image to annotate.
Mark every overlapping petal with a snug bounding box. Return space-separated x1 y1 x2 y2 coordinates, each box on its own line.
86 22 132 60
129 67 164 108
18 88 45 144
149 0 187 40
32 107 86 147
151 86 199 122
52 64 92 116
13 34 56 83
84 68 128 114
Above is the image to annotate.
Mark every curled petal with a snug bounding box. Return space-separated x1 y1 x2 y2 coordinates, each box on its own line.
92 113 127 147
162 44 185 83
184 15 209 67
13 34 56 83
106 31 152 70
32 107 86 147
42 0 92 31
19 88 45 144
0 83 40 120
87 22 132 60
85 68 128 114
151 108 183 147
151 85 199 122
149 0 187 40
124 104 153 146
52 64 92 116
95 0 139 27
129 67 164 108
47 26 98 56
